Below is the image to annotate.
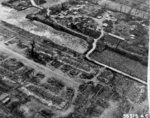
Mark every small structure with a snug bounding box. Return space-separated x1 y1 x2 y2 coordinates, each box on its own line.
2 97 11 105
130 34 135 39
97 15 102 19
102 23 108 27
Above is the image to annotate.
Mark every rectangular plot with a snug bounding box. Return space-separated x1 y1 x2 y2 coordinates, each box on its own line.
0 52 9 61
0 67 13 79
0 21 22 33
0 58 24 72
2 0 32 11
0 27 16 40
90 50 147 81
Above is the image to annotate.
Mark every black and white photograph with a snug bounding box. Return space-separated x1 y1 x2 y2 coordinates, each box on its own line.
0 0 149 118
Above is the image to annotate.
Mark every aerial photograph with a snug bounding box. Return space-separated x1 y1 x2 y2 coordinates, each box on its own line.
0 0 149 118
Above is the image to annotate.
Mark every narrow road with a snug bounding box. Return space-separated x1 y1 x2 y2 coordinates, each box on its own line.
30 0 43 9
85 29 147 85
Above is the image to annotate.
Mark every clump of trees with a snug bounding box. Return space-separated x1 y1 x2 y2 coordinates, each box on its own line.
30 39 36 58
26 40 38 60
50 2 70 14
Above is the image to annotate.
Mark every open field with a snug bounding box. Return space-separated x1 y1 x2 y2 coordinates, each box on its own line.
90 49 147 81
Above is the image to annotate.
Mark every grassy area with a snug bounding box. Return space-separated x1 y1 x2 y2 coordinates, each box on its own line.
90 49 147 81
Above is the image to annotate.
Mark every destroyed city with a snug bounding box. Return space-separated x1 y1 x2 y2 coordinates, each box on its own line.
0 0 149 118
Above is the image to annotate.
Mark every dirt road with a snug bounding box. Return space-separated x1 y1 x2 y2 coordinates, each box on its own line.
85 29 147 85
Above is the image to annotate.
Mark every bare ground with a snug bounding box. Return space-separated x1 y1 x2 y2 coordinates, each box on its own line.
0 0 88 53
